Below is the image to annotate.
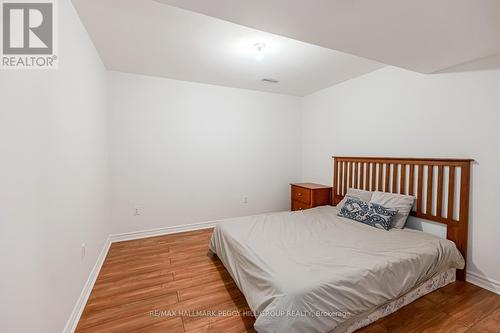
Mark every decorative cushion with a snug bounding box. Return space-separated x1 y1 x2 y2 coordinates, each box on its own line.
370 191 415 229
337 188 373 207
338 197 398 230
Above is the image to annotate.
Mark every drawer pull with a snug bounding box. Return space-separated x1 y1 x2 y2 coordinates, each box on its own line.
297 193 302 196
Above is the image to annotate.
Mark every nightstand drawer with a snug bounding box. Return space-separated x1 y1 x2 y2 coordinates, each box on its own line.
291 185 311 204
290 183 332 212
292 200 311 211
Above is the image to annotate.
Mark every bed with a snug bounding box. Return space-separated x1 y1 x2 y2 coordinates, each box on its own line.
209 157 472 333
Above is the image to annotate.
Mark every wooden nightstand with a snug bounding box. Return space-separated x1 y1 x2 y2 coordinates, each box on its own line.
290 183 332 211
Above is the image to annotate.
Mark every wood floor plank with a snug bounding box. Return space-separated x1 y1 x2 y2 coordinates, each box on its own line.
96 262 171 282
89 274 175 301
173 261 225 281
85 287 178 313
92 268 174 292
78 293 180 330
99 258 171 275
78 311 184 333
184 310 255 333
132 317 185 333
439 288 500 327
181 298 251 332
168 253 218 268
165 269 233 293
376 297 469 333
106 247 170 260
104 250 172 265
76 228 500 333
355 323 389 333
178 279 237 302
465 306 500 333
424 280 481 305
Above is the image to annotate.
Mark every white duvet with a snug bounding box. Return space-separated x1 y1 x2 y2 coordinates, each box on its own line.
209 206 464 333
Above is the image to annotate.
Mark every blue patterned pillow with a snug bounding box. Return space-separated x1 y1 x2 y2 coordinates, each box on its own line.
338 197 398 230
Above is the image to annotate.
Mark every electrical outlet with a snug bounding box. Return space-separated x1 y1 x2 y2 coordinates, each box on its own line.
81 243 86 260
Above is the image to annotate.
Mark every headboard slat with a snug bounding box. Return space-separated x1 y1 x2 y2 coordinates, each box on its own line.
332 156 473 281
437 166 444 218
400 164 406 194
392 164 397 193
370 163 376 191
359 162 366 190
417 165 424 214
426 165 433 215
409 165 415 196
377 163 383 192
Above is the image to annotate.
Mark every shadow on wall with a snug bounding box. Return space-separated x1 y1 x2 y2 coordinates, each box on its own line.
435 53 500 74
464 160 498 293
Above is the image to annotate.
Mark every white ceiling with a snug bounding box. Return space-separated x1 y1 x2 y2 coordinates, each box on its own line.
72 0 384 96
156 0 500 74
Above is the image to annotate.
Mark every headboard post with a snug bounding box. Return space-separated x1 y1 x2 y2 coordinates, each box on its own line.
455 162 471 281
332 156 473 281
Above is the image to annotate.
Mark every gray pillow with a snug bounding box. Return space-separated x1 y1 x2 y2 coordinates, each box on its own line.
337 188 373 207
370 191 415 229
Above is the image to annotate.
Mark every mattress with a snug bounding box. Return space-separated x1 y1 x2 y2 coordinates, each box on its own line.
209 205 465 333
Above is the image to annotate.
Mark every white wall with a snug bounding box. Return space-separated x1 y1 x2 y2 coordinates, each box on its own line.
109 72 301 233
301 57 500 289
0 1 110 332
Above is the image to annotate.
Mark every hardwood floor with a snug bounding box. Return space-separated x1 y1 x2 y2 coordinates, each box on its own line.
77 228 500 333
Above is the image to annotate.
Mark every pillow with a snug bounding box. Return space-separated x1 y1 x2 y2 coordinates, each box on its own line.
337 188 373 207
338 197 398 230
370 191 415 229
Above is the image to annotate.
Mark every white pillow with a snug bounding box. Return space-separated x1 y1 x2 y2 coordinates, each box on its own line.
370 191 415 229
337 188 373 207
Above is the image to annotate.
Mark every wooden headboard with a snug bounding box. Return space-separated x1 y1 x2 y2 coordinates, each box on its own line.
332 156 473 280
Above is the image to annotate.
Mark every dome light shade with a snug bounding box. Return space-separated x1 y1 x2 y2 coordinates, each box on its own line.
254 43 266 61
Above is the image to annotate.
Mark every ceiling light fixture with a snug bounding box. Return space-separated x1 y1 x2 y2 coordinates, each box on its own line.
254 43 266 61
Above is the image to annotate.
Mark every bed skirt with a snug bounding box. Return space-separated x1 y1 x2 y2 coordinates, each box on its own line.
341 268 456 333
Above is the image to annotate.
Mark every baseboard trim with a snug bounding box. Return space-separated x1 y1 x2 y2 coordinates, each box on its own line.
467 271 500 295
109 220 217 243
63 220 218 332
63 235 112 333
